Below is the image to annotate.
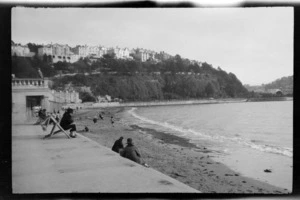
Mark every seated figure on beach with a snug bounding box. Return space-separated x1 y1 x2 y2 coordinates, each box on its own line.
44 108 77 138
93 116 98 123
99 112 104 120
120 138 149 167
110 116 115 127
111 137 124 153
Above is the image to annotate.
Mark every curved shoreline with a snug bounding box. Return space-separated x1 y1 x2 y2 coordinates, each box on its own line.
88 98 248 108
75 107 290 193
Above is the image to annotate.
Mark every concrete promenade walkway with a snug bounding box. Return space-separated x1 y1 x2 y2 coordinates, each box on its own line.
12 123 200 193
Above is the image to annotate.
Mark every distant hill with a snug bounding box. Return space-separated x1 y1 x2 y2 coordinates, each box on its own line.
12 53 249 101
244 75 293 95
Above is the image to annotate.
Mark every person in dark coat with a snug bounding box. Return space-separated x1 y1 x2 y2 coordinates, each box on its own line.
44 108 77 138
120 138 142 164
111 137 124 153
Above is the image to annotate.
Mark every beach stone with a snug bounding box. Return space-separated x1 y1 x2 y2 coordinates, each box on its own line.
264 169 272 173
159 180 173 185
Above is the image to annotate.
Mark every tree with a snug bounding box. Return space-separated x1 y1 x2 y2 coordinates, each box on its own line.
79 91 96 102
12 57 39 78
103 53 115 59
39 62 56 77
27 43 42 54
205 82 215 97
53 61 69 71
43 54 48 62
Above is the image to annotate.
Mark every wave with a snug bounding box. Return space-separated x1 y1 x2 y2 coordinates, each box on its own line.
128 107 188 137
128 107 293 158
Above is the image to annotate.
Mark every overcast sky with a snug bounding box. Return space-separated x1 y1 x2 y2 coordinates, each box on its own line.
12 7 293 85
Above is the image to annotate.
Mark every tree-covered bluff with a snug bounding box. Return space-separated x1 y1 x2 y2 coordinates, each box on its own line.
12 53 249 102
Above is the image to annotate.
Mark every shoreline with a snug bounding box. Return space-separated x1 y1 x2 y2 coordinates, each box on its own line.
74 107 290 193
83 97 293 109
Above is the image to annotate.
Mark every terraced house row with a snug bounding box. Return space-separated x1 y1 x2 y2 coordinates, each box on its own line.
11 41 174 64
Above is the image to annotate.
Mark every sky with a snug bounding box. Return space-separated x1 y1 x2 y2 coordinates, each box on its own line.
12 7 293 85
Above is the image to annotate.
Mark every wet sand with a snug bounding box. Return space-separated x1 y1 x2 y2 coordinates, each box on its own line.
74 107 290 193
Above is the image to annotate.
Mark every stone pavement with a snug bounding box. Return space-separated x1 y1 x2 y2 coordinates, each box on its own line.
12 123 200 193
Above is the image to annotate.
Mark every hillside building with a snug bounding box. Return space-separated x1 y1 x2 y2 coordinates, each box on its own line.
12 43 35 57
38 43 79 63
107 47 131 59
38 45 53 56
155 51 172 61
51 90 81 104
131 48 156 62
98 46 108 57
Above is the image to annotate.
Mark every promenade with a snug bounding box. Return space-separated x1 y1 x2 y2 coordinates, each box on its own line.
12 122 199 193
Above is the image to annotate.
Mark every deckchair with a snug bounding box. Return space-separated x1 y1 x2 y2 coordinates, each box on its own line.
42 114 70 139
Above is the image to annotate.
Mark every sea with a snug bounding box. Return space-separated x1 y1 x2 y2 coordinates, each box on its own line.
122 101 293 191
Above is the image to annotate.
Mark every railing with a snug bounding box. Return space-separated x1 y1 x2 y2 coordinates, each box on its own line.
12 78 48 88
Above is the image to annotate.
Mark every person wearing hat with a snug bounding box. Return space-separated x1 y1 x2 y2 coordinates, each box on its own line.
44 107 77 138
111 136 124 153
120 138 143 164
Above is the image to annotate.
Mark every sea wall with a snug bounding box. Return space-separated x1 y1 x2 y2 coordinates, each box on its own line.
92 102 120 107
246 97 289 102
87 98 247 108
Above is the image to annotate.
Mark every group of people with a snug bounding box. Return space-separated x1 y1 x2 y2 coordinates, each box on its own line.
112 137 149 167
38 107 149 168
92 112 104 124
92 112 114 127
34 109 61 125
41 107 115 139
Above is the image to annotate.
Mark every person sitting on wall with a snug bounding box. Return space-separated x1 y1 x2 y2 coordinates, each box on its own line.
111 137 124 153
120 138 149 167
55 111 60 122
44 108 77 139
34 108 47 125
49 111 60 124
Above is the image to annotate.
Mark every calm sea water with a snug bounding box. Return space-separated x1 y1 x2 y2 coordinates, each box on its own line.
125 101 293 190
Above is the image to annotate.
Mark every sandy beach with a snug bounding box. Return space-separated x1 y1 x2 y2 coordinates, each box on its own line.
74 107 290 194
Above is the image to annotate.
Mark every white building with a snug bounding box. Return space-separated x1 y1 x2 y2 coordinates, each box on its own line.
12 44 35 57
38 45 53 56
73 45 89 58
88 46 99 56
38 43 80 63
50 90 81 104
107 47 131 59
99 46 108 57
